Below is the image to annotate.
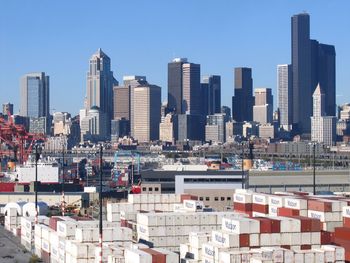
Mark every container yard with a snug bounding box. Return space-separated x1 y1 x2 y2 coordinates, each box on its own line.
1 191 350 262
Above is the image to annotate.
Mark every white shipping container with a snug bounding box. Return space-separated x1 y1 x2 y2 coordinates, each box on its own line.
252 193 269 205
234 192 252 204
342 206 350 218
125 248 152 263
284 197 307 210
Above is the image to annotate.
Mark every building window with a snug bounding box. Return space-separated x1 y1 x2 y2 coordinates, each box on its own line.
155 187 159 192
214 197 219 201
148 187 153 191
227 197 231 201
199 197 204 201
142 187 146 191
205 197 210 201
221 197 225 201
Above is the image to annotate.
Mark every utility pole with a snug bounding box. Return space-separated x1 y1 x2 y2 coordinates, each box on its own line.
241 142 244 189
313 143 316 195
34 144 41 224
98 145 103 263
61 137 65 216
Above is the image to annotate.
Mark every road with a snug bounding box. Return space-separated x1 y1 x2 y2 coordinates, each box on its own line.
0 225 32 263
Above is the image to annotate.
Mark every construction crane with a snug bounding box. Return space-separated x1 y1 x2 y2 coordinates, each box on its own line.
0 113 46 164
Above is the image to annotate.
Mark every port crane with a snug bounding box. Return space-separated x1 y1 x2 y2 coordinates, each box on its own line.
0 112 46 164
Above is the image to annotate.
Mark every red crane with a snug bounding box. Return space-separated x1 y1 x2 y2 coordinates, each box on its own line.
0 114 46 164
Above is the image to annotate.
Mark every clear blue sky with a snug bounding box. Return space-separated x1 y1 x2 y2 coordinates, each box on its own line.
1 1 349 115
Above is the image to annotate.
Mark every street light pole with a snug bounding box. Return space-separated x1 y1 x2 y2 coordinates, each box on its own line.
61 137 65 216
34 144 40 224
98 145 103 263
241 142 244 189
313 143 316 195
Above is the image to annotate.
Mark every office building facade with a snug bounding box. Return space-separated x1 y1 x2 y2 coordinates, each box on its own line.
201 75 221 116
232 67 254 122
277 64 293 131
131 85 161 142
20 72 50 118
86 48 117 135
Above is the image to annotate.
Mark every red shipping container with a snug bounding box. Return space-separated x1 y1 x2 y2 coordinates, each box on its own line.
234 203 252 212
277 207 299 216
0 182 15 192
120 219 128 227
334 227 350 240
301 245 311 250
254 217 280 233
333 237 350 250
239 234 250 247
49 217 64 231
141 248 166 263
321 231 334 245
252 204 269 214
307 199 332 212
343 217 350 228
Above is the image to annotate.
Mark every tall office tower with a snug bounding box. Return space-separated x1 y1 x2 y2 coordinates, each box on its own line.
86 48 117 133
131 85 161 142
113 86 130 120
277 64 293 131
2 103 13 115
201 75 221 116
205 113 226 143
53 112 71 136
168 58 187 114
253 88 273 125
168 58 201 114
254 88 273 106
291 13 312 134
177 114 205 142
20 72 50 118
310 40 336 116
311 84 336 146
232 67 254 122
182 63 201 115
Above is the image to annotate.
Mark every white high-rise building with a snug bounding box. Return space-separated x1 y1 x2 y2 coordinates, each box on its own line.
80 106 108 143
311 84 336 146
277 64 292 131
253 88 273 125
86 49 117 136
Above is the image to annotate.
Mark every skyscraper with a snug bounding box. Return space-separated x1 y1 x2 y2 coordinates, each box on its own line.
253 88 273 125
86 48 117 125
201 75 221 116
167 58 201 115
310 41 336 117
131 85 161 142
20 72 50 118
168 58 187 114
277 64 293 131
232 67 254 122
291 13 312 133
291 13 336 134
311 84 336 146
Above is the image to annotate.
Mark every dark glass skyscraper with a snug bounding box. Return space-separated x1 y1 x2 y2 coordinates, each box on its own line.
201 75 221 116
232 67 254 122
311 41 336 116
167 58 201 115
291 13 336 134
168 58 187 114
20 72 50 118
291 13 312 133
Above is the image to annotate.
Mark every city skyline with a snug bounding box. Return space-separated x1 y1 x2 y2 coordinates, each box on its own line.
1 1 350 115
